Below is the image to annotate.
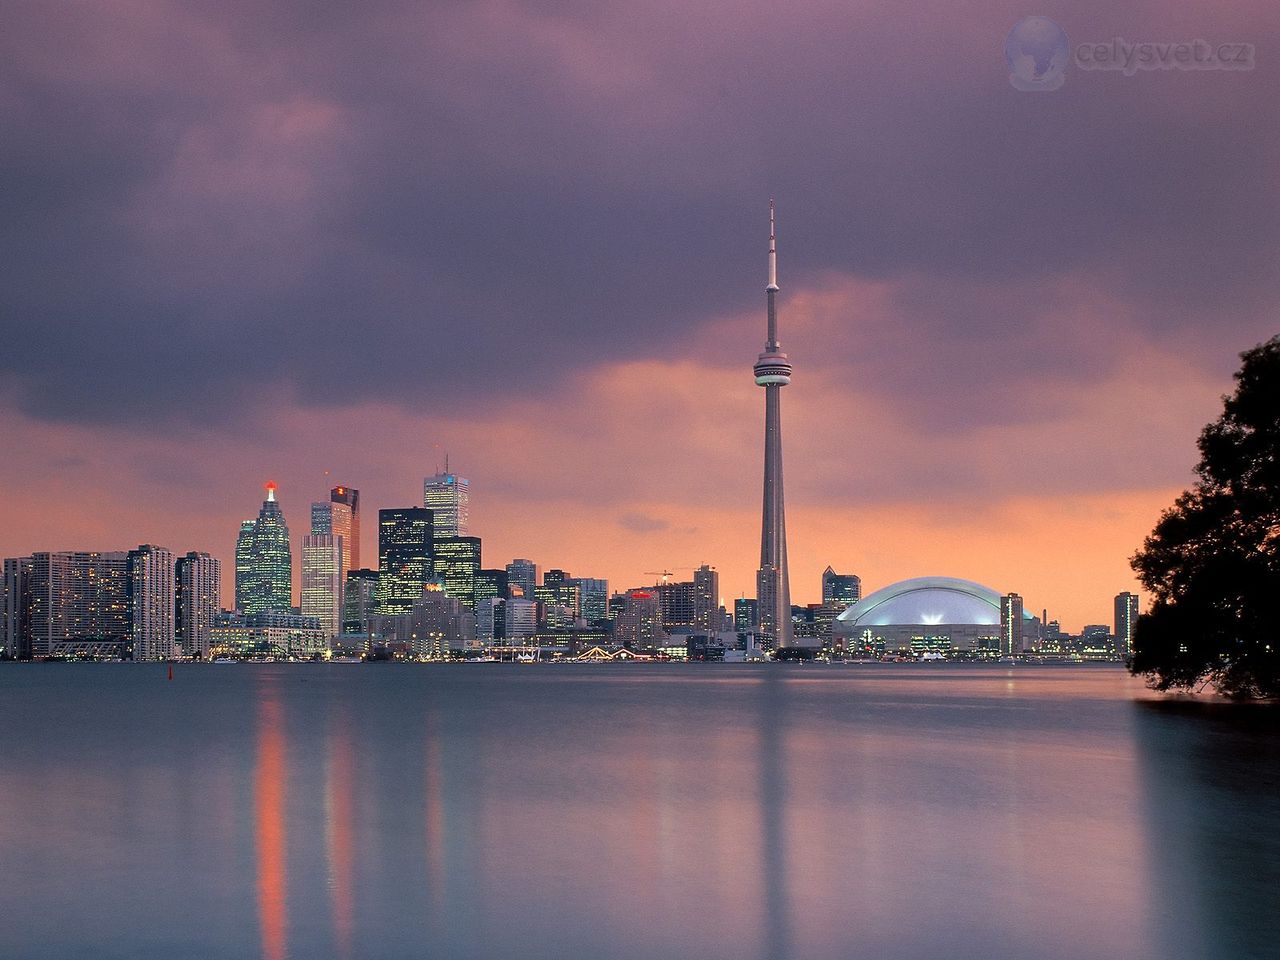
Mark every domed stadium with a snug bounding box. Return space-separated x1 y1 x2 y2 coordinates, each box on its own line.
833 576 1037 657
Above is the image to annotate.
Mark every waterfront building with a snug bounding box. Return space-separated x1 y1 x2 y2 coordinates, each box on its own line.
1000 593 1024 657
301 534 344 638
377 508 433 614
754 202 799 648
1080 624 1116 660
2 557 32 659
693 564 719 635
330 485 361 570
1114 592 1139 660
423 466 470 539
209 610 326 659
835 577 1036 657
371 593 476 657
127 545 176 661
239 483 293 615
175 552 220 660
2 551 130 658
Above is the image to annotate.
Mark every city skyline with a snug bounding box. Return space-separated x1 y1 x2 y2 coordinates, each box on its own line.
1 467 1142 639
1 6 1274 632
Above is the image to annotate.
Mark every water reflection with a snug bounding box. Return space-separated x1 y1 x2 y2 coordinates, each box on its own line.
0 665 1276 960
255 691 288 960
757 672 791 960
325 705 355 960
1132 700 1280 960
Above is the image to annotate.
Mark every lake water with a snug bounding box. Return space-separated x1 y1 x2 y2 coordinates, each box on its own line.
0 664 1275 960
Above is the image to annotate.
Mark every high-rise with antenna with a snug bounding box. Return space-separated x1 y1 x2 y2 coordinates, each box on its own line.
754 201 798 649
424 460 470 540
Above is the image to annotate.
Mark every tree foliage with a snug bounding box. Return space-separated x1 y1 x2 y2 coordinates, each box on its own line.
1131 336 1280 699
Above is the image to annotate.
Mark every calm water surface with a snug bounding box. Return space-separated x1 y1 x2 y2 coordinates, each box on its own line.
1 664 1276 960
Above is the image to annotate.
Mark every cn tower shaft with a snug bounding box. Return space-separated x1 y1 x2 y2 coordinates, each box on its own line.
754 202 796 649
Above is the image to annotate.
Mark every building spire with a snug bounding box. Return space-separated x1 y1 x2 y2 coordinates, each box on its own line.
767 198 779 293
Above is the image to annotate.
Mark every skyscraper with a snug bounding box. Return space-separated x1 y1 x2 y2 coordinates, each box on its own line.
568 577 609 624
693 564 719 635
378 508 433 614
343 569 379 638
614 590 666 649
301 534 344 638
127 544 176 661
2 556 32 659
234 520 255 612
474 568 510 604
1000 593 1024 657
239 483 293 615
434 536 482 608
504 597 537 639
476 596 506 643
822 567 862 607
817 567 862 646
754 202 798 648
657 580 697 631
506 559 538 599
312 500 354 581
330 485 360 571
1114 591 1139 660
423 465 469 539
176 551 221 660
734 596 758 633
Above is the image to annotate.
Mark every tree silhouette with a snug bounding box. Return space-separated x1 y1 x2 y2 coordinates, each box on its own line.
1131 336 1280 699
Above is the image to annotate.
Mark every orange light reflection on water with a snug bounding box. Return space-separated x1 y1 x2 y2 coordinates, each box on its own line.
255 695 287 960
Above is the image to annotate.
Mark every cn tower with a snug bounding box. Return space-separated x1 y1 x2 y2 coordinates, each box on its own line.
754 200 795 649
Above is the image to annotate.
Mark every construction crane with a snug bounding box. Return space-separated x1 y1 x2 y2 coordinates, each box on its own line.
643 566 698 585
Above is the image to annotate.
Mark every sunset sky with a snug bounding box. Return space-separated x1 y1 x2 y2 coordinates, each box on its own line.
3 1 1277 630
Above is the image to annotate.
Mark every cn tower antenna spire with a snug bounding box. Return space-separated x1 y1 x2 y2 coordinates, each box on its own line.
768 198 778 293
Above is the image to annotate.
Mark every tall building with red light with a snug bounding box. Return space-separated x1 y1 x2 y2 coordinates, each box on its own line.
237 482 293 615
330 486 360 571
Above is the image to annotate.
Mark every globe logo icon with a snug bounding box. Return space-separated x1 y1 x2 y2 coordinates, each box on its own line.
1005 17 1070 91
